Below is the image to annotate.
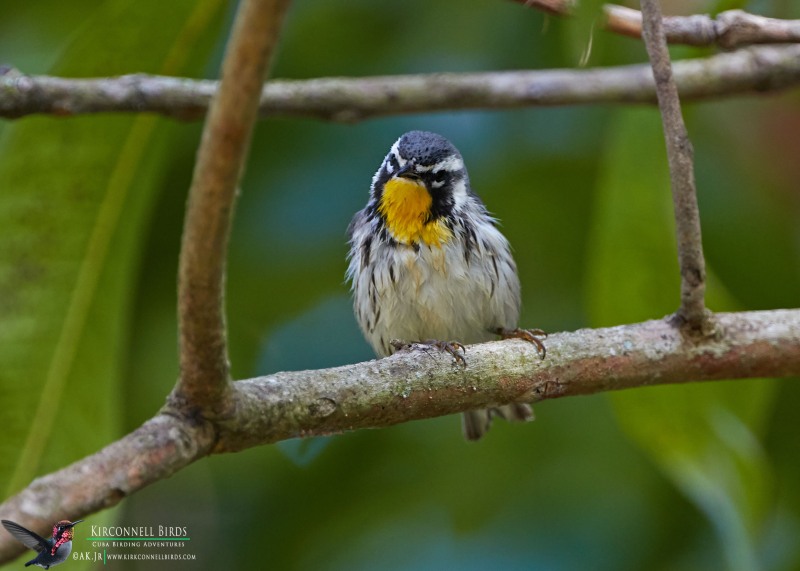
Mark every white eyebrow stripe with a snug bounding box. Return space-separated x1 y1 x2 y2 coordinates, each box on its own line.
432 155 464 173
393 155 463 174
389 141 406 167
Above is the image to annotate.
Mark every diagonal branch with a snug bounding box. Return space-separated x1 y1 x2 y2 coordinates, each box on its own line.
2 44 800 122
1 309 799 562
640 0 709 333
174 0 291 414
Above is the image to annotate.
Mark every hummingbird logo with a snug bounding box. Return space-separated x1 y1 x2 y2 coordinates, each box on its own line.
2 519 82 569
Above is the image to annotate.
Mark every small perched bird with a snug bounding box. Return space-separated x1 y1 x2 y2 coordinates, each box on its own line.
347 130 544 440
2 519 82 569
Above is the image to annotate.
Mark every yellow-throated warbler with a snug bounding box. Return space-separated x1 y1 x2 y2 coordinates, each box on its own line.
347 131 545 440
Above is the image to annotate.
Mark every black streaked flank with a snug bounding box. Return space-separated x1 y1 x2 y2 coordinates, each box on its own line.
360 234 372 268
462 219 478 265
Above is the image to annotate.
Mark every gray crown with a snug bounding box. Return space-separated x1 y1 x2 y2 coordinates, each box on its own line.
396 131 462 166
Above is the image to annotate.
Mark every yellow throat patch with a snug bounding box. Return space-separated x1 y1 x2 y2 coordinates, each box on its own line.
378 177 452 247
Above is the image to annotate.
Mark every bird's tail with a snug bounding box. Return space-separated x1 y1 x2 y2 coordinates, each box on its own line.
462 404 534 441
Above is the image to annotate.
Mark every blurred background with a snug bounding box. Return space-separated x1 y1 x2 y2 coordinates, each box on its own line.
1 0 799 569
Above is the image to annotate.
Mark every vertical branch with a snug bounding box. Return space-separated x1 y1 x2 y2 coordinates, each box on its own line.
174 0 292 414
639 0 711 333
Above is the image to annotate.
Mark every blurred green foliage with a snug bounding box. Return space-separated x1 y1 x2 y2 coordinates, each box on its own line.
1 0 799 570
0 2 228 569
587 108 777 570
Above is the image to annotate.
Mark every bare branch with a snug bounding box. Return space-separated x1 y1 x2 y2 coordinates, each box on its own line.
510 0 800 49
2 44 800 122
214 310 800 451
639 0 709 333
2 309 799 562
604 6 800 49
174 0 291 413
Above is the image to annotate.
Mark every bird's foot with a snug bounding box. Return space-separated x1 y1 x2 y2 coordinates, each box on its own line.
390 339 467 366
494 327 547 359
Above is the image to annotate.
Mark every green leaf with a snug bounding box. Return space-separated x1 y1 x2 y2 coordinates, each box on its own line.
0 0 225 500
586 108 775 570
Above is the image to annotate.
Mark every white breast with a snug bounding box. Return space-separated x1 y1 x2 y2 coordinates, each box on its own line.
349 215 521 357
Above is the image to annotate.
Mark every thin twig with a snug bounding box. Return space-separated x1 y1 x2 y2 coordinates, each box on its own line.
606 6 800 49
511 0 800 48
174 0 291 414
508 0 573 16
640 0 710 332
2 44 800 122
1 309 798 562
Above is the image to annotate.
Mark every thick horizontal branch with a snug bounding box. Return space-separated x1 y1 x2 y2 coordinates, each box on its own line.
2 44 800 122
215 309 800 451
2 309 798 563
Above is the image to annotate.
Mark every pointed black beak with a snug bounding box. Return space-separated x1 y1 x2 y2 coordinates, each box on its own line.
67 520 83 528
395 162 418 179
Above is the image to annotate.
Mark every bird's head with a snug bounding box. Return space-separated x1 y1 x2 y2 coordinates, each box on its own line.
371 131 471 247
52 520 81 543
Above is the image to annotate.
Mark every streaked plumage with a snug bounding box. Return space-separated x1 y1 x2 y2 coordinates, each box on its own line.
347 131 541 440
